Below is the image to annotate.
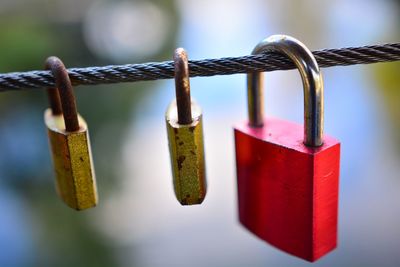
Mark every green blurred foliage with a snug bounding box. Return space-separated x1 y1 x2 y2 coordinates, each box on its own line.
0 1 179 266
374 61 400 146
373 4 400 152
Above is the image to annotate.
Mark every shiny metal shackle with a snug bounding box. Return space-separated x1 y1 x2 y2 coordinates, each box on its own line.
247 35 324 147
45 56 80 132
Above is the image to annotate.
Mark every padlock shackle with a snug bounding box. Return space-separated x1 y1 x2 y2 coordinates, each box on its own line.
174 48 193 125
247 35 324 147
45 56 80 132
46 87 62 116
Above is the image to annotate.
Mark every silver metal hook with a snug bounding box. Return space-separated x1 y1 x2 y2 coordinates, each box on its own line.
247 35 324 147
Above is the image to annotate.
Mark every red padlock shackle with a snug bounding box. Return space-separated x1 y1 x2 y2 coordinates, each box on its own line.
247 35 324 147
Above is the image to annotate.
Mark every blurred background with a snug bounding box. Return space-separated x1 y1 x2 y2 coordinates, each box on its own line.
0 0 399 266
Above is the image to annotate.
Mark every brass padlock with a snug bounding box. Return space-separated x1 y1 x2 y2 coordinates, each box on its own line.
44 56 98 210
166 48 207 205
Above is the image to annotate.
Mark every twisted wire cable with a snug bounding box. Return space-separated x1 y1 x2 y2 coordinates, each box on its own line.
0 43 399 91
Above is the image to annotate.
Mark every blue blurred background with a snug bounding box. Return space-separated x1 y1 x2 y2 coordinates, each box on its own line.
0 0 399 266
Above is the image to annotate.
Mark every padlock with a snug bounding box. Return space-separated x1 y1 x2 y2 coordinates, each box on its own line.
234 35 340 261
44 56 98 211
166 48 207 205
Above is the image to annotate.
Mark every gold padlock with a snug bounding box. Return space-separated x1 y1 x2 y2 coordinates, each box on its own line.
166 48 207 205
44 56 98 210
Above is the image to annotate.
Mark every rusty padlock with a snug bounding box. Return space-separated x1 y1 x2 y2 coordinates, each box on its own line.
234 35 340 261
166 48 207 205
44 56 98 210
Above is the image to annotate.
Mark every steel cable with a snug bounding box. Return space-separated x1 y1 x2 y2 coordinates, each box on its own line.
0 43 399 91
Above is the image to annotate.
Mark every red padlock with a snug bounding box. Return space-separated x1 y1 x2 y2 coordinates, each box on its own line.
234 35 340 262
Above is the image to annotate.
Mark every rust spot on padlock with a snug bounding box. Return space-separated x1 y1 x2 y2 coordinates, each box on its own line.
166 48 207 205
177 155 186 170
234 35 340 261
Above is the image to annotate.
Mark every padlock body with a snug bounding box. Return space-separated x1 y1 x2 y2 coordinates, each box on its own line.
234 117 340 261
166 100 207 205
45 109 98 210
